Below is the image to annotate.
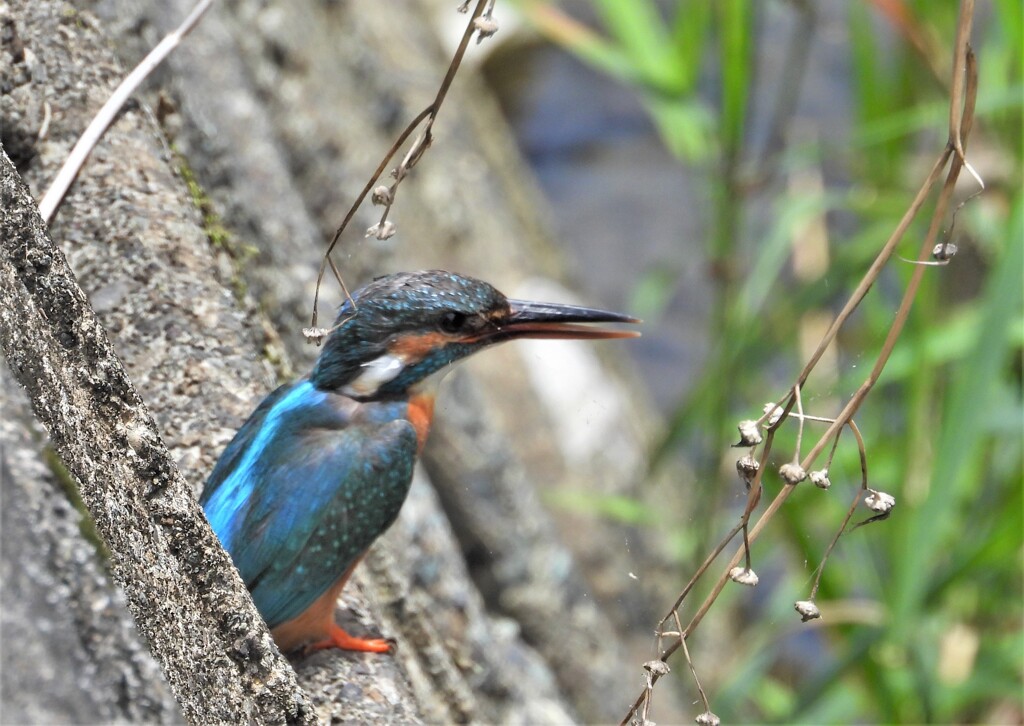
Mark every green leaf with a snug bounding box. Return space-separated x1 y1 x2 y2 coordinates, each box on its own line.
717 0 752 156
543 489 657 525
669 0 713 93
645 95 715 161
891 192 1024 625
630 265 679 320
592 0 679 91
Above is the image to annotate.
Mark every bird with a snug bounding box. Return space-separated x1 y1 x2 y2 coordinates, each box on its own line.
200 270 639 654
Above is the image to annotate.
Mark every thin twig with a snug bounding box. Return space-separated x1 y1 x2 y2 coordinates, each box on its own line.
792 148 950 390
38 0 214 224
621 395 797 725
948 0 974 165
680 628 713 718
308 105 433 336
808 421 868 600
622 3 982 720
799 49 978 475
792 383 805 462
38 101 52 141
657 520 745 632
308 0 490 335
823 422 844 472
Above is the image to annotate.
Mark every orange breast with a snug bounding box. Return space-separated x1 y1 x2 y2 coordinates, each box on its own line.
407 393 436 453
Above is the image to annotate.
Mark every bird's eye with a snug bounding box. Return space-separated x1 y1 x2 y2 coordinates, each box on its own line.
439 311 468 333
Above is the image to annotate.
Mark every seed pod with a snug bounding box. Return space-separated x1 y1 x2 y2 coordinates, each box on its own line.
932 242 958 261
729 567 759 587
736 419 763 446
473 15 499 42
794 600 821 622
809 469 831 489
864 489 896 513
366 221 397 240
736 454 760 485
643 660 670 677
779 462 807 485
763 402 785 426
371 185 392 206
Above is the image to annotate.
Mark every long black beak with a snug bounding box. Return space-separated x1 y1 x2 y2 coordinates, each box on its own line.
480 299 641 342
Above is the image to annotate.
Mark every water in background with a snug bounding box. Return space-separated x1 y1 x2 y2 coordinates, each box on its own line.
480 1 855 412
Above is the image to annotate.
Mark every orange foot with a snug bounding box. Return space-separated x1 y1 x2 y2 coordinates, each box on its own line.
307 623 392 654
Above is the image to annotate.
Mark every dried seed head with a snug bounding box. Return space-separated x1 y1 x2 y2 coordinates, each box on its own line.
779 462 807 485
366 221 397 240
794 600 821 622
763 402 785 426
695 710 721 726
736 454 760 485
643 660 670 677
302 327 328 345
729 567 759 587
864 489 896 513
809 469 831 489
371 185 392 206
736 419 763 446
473 15 499 43
932 242 958 261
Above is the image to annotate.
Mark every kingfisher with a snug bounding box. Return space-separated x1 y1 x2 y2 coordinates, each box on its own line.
201 270 639 654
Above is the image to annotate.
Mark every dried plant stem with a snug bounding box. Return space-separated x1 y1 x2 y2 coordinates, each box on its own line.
799 49 975 472
792 383 805 461
309 0 490 333
679 625 713 717
38 0 213 224
308 106 431 331
625 137 964 721
623 2 980 721
702 42 975 639
824 422 843 468
948 0 975 164
793 148 949 391
656 520 745 642
808 421 867 600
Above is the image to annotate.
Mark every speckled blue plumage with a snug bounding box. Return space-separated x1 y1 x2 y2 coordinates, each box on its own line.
199 270 635 642
311 271 505 394
200 271 506 633
201 379 417 628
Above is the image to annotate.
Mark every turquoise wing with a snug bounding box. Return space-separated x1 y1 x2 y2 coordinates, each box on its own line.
202 382 418 627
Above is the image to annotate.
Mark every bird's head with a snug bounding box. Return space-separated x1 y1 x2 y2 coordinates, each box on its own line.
310 270 639 399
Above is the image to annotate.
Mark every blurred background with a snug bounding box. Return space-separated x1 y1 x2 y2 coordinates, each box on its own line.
465 0 1022 722
3 0 1020 723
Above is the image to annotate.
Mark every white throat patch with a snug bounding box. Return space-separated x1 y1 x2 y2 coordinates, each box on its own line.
342 353 407 397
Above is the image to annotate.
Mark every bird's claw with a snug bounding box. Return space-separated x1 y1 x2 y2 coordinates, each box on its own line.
307 624 392 654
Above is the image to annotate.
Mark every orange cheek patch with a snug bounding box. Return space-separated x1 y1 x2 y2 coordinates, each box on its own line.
407 393 436 452
390 332 449 359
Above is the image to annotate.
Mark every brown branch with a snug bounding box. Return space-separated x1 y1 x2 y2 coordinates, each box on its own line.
309 0 491 334
0 149 316 725
807 421 869 601
948 0 975 164
622 1 982 720
37 0 213 224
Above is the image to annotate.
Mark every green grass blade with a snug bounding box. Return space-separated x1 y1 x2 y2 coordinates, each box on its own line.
717 0 752 156
891 192 1024 623
669 0 713 93
592 0 678 90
